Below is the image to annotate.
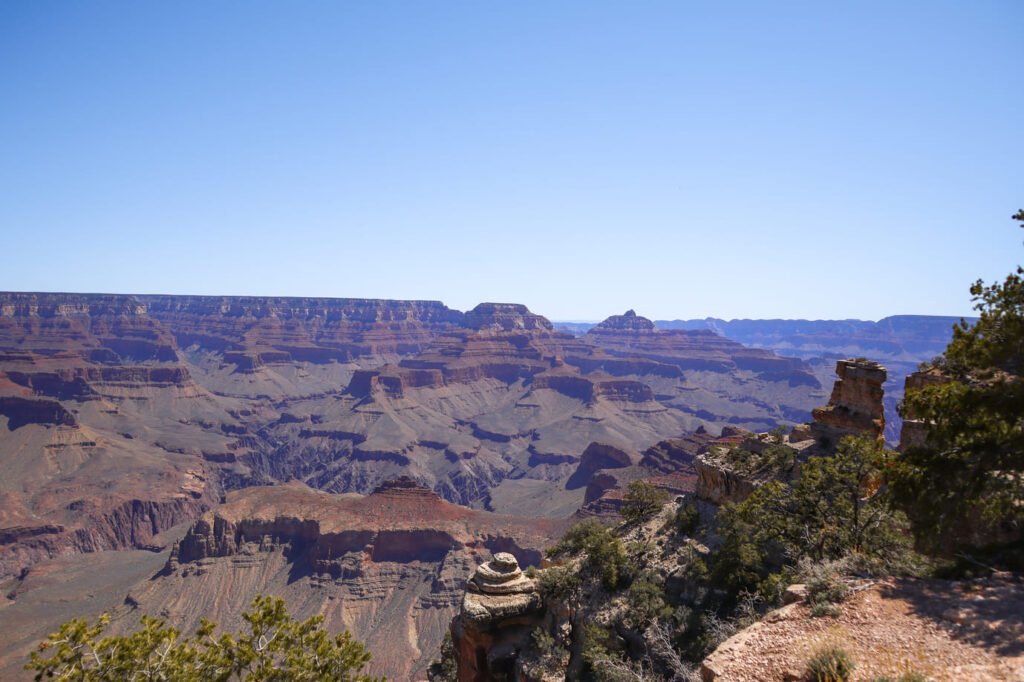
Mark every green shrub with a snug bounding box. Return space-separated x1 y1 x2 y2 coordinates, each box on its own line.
674 502 700 535
711 435 912 600
803 560 851 607
804 644 855 681
524 626 569 678
756 572 789 606
580 623 650 682
620 480 670 523
686 551 710 583
624 578 672 626
547 519 626 590
427 631 457 682
799 560 850 617
26 595 383 682
538 565 581 602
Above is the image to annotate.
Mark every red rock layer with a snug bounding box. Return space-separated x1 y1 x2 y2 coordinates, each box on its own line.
587 312 818 383
147 480 565 680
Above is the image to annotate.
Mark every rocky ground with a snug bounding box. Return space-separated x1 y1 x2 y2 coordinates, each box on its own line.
702 574 1024 681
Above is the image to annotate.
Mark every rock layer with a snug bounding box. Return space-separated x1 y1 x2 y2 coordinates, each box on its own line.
132 481 563 680
810 359 887 448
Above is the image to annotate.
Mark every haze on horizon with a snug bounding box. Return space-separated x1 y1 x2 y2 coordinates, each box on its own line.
1 2 1021 322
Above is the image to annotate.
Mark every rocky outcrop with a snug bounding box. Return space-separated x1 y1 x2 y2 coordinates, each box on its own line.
141 482 561 680
452 552 544 682
694 360 889 505
640 429 716 473
694 451 759 505
587 312 819 385
0 494 213 579
810 359 887 448
897 367 949 452
530 373 655 404
566 442 635 489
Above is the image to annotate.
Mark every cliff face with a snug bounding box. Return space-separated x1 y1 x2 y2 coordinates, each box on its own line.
694 453 760 505
140 294 465 367
810 359 887 448
0 294 225 579
127 480 563 681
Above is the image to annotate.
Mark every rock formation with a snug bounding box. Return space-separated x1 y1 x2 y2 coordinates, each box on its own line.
465 303 554 332
639 429 717 473
127 481 563 680
809 359 887 448
694 452 761 505
586 311 819 383
452 552 544 682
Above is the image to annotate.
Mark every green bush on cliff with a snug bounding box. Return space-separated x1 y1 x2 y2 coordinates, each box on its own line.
426 632 457 682
620 480 671 523
27 595 383 682
537 564 582 602
674 502 701 535
547 519 627 590
624 577 673 627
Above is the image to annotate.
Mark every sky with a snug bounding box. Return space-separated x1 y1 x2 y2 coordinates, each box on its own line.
1 2 1021 321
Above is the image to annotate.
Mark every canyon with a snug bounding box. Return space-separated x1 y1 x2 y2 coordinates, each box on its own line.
0 293 828 581
0 291 969 678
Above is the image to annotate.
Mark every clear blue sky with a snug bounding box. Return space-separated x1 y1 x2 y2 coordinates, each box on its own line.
1 2 1021 321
